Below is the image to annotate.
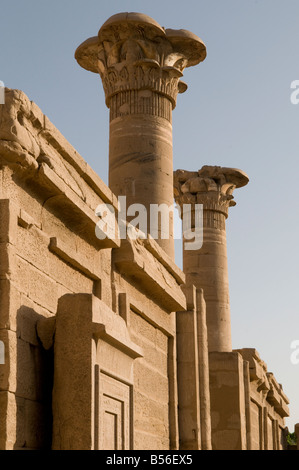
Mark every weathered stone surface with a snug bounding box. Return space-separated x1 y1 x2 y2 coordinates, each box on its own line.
0 391 17 450
0 88 119 250
209 351 247 450
176 286 201 450
0 12 293 452
114 236 186 312
52 294 142 450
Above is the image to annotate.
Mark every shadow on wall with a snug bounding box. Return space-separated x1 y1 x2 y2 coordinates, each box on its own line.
14 306 53 449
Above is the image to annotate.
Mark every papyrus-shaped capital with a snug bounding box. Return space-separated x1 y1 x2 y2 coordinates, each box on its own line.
174 166 249 229
75 13 206 113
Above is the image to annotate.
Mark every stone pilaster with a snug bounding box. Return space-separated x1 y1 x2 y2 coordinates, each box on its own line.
75 12 206 259
174 165 249 352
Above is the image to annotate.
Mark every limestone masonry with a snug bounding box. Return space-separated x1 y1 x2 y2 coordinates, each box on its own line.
0 12 296 450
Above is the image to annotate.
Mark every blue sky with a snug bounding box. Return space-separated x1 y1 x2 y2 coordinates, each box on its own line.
1 0 299 431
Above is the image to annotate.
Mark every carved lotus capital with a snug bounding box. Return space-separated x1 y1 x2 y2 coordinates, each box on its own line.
75 12 206 109
174 165 249 219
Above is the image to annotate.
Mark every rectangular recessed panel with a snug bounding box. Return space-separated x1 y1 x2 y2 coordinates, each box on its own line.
103 412 118 450
250 401 261 450
95 367 132 450
267 416 274 450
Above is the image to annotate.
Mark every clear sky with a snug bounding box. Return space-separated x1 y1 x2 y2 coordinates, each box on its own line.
1 0 299 431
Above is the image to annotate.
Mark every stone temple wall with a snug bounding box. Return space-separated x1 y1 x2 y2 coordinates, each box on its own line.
0 88 186 450
0 86 291 451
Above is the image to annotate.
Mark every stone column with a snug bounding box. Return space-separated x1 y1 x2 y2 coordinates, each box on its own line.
174 166 249 352
75 12 206 259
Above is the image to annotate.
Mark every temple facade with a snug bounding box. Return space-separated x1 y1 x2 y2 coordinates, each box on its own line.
0 13 293 450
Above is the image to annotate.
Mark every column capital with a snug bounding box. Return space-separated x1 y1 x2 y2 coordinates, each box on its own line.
75 12 206 119
174 166 249 228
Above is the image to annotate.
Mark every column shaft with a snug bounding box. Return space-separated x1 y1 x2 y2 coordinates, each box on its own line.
109 112 174 257
185 224 232 352
174 166 249 353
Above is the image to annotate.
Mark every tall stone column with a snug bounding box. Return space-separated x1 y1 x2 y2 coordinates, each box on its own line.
174 166 249 352
75 12 206 259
